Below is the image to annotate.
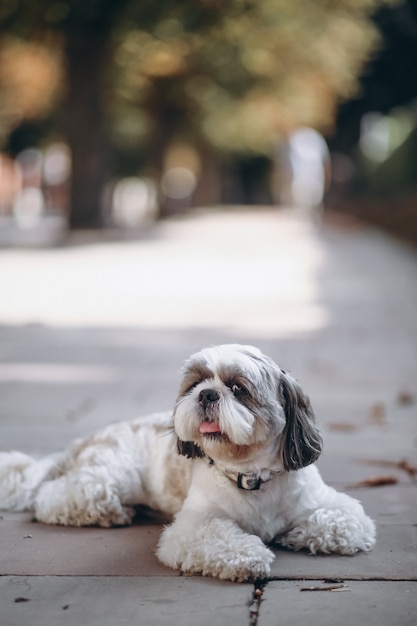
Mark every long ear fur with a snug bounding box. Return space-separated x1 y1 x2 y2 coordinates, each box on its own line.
279 371 322 471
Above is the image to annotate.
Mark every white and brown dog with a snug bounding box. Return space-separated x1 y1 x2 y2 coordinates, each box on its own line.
0 344 375 581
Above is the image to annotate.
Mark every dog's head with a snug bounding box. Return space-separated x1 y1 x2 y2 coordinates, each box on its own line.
174 344 322 471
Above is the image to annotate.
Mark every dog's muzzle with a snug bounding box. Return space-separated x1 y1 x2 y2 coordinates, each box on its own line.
199 389 220 407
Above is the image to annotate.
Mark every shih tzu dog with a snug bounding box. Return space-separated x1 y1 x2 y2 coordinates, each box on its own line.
0 344 375 582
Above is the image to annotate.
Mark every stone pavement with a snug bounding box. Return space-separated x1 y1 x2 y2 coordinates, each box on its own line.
0 207 416 625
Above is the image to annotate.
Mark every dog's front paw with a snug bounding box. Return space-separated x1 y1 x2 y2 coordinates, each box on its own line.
282 508 376 555
157 516 275 582
213 544 274 582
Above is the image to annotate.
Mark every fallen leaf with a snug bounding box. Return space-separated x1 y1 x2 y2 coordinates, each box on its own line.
361 459 398 469
327 422 357 432
348 475 398 488
368 403 386 424
360 458 417 481
396 391 414 406
398 459 417 480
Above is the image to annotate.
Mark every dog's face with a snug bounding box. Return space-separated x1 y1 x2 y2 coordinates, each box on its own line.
174 344 322 471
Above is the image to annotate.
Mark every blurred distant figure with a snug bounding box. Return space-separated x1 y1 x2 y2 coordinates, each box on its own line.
0 154 21 215
112 177 158 228
13 149 44 228
43 143 71 214
275 127 330 218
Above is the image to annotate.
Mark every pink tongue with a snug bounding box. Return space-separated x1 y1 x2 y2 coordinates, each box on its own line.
199 421 221 434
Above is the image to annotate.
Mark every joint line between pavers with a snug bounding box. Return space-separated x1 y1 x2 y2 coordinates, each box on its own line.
249 579 268 626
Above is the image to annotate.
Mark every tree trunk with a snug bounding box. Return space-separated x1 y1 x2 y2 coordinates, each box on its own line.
65 32 108 229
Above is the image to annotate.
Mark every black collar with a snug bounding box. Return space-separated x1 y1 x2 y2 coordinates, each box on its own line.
177 439 281 491
208 457 281 491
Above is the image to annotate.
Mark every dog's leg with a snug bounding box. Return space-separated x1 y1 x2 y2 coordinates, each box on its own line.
34 467 135 527
0 446 138 527
280 492 376 555
33 443 149 527
157 511 275 582
0 451 66 512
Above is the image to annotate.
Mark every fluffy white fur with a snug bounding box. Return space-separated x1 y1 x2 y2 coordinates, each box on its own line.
0 344 376 582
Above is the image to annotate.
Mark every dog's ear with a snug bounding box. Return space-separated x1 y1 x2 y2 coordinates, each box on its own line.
176 439 205 459
279 371 322 471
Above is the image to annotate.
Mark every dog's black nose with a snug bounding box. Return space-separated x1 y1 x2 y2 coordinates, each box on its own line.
198 389 220 405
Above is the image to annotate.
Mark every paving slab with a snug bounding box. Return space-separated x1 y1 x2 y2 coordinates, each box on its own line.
2 576 415 626
259 581 417 626
269 525 417 580
0 575 252 626
347 485 417 526
1 497 415 580
317 447 417 487
0 515 172 577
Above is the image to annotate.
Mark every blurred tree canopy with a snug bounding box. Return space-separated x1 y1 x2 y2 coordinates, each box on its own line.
333 0 417 152
0 0 392 228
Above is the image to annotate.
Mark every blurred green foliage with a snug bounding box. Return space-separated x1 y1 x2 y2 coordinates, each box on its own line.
0 0 393 225
111 0 387 154
0 0 388 149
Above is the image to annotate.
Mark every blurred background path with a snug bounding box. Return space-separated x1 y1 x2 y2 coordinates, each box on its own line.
2 207 330 449
1 205 416 455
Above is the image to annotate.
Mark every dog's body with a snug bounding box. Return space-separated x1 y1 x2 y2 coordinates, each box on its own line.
0 344 375 581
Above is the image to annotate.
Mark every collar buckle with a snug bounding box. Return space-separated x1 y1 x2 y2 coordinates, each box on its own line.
237 472 262 491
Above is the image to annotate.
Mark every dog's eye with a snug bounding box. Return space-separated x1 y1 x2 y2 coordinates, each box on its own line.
231 383 249 397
